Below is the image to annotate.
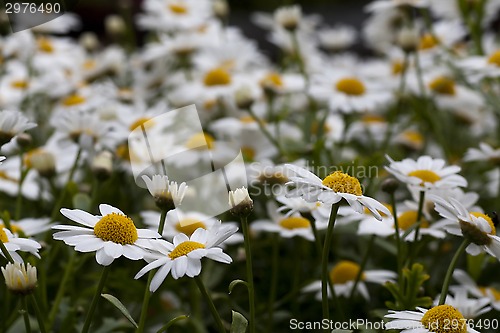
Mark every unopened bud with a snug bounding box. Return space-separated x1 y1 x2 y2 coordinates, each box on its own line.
213 0 229 19
235 86 255 109
29 150 56 178
2 262 37 295
79 32 100 52
396 27 419 53
105 15 126 36
274 5 302 32
16 133 32 149
228 187 253 217
92 151 113 181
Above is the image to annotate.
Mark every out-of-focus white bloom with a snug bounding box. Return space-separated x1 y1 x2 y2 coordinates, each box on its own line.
318 25 357 51
464 142 500 163
435 287 492 319
365 0 429 13
1 262 37 294
274 5 302 31
0 228 41 263
0 110 36 146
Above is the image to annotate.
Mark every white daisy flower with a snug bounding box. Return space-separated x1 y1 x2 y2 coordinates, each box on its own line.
0 227 41 263
435 287 492 319
365 0 429 13
317 25 357 51
385 155 467 191
1 217 53 237
0 110 37 146
464 142 500 163
135 227 236 292
0 156 5 164
284 164 391 221
274 5 302 31
432 196 500 260
141 174 188 211
303 260 396 300
458 48 500 80
252 202 315 241
54 204 161 266
452 269 500 311
385 305 479 333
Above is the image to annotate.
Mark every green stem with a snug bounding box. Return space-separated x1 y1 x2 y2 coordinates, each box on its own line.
390 193 403 288
267 234 279 332
30 294 47 333
410 191 426 265
246 107 285 157
15 150 27 220
136 210 167 333
81 266 110 333
50 148 82 222
0 239 15 263
240 216 255 333
348 235 376 301
438 239 470 305
193 276 226 333
22 296 31 333
321 203 341 328
48 251 76 329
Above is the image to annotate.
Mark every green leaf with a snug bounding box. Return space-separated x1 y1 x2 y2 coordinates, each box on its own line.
156 315 189 333
230 311 248 333
100 293 138 328
228 279 248 294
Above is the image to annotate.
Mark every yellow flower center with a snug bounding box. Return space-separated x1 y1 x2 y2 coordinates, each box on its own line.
0 228 8 243
480 287 500 300
429 76 456 95
335 77 366 96
257 172 288 185
310 121 331 135
24 148 44 169
487 50 500 67
470 212 496 235
168 3 188 14
93 213 138 245
62 94 86 106
129 117 154 131
168 241 205 259
38 37 54 53
260 72 284 88
241 146 256 161
362 114 385 123
322 171 362 196
0 171 18 183
401 131 423 145
329 261 364 285
11 80 29 89
175 218 206 237
185 132 215 150
421 305 466 333
0 224 22 234
391 60 406 75
83 60 96 70
203 68 232 86
279 216 310 230
419 33 440 50
239 116 256 124
407 170 441 184
397 211 429 231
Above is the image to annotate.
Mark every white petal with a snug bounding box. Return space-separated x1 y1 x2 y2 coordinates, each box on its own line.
96 248 115 266
150 261 173 292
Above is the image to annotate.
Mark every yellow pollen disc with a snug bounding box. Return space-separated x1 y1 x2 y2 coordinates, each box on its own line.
241 146 256 161
322 171 362 196
203 68 231 86
260 72 283 88
129 117 154 131
11 80 29 89
239 116 256 124
480 287 500 301
391 60 405 75
62 94 86 106
185 132 215 150
38 37 54 53
83 60 96 70
0 224 22 234
487 50 500 67
335 77 366 96
470 212 496 235
397 211 429 230
408 170 441 184
329 261 364 285
402 131 423 145
168 3 188 14
169 241 205 259
362 114 385 123
0 228 8 243
257 172 288 185
279 216 310 230
175 219 206 237
421 305 466 333
310 121 331 135
429 76 456 95
94 212 138 245
419 33 439 50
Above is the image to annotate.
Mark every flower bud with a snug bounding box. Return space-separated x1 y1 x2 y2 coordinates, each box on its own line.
79 32 100 52
228 187 253 217
396 27 419 53
213 0 229 19
274 5 302 32
235 86 255 109
16 133 32 149
92 151 113 181
29 150 56 178
105 15 126 37
1 262 37 295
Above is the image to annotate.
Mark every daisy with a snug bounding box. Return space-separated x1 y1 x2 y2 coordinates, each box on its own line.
0 110 37 146
141 174 188 211
1 217 53 237
134 227 236 292
458 47 500 80
53 204 161 266
274 5 302 31
252 202 315 241
303 260 396 300
317 25 357 51
0 227 41 263
284 164 391 221
432 196 500 260
1 262 37 295
365 0 429 13
385 155 467 191
452 269 500 311
385 305 479 333
464 142 500 164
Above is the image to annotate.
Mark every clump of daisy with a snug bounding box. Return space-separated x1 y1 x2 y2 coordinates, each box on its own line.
1 262 37 295
54 204 161 266
0 110 37 146
385 305 479 333
385 155 467 191
142 174 187 212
